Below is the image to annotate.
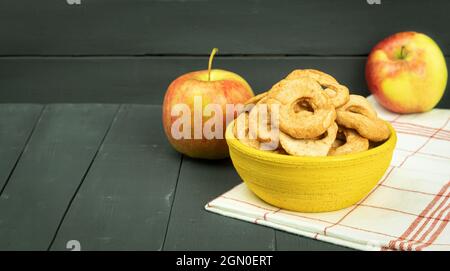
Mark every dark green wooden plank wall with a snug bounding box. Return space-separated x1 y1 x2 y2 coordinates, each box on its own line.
0 0 448 56
0 0 448 106
0 57 449 107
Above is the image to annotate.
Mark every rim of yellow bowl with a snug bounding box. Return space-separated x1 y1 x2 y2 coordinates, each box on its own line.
225 120 397 165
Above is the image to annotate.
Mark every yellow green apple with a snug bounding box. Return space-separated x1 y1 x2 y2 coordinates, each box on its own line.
366 31 447 113
162 48 254 159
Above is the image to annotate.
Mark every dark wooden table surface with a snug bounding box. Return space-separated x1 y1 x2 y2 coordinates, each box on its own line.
0 103 356 251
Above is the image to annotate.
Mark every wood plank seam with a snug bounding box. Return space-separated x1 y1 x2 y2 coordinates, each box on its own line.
161 155 184 251
6 53 450 57
274 229 277 251
0 55 371 59
0 105 45 196
0 57 447 108
46 104 122 251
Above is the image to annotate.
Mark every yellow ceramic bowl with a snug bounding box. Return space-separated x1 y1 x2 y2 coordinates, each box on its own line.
225 121 397 213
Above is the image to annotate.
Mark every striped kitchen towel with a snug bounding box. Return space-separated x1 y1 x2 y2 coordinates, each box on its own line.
205 97 450 251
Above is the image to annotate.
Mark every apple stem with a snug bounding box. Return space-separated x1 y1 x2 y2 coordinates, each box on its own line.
208 48 219 81
400 46 406 59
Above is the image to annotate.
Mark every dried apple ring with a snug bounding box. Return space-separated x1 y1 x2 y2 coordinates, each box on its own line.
244 92 268 106
268 78 336 139
328 128 369 156
286 69 339 84
336 111 390 142
336 95 390 142
271 146 288 155
337 95 377 118
321 82 350 108
233 112 260 149
285 69 349 107
331 138 345 149
279 122 338 157
256 95 269 105
248 103 279 144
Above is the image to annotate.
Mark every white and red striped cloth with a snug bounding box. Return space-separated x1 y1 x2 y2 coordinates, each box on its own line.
205 96 450 251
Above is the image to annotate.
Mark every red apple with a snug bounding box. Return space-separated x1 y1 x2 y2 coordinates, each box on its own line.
162 48 254 159
366 31 447 113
